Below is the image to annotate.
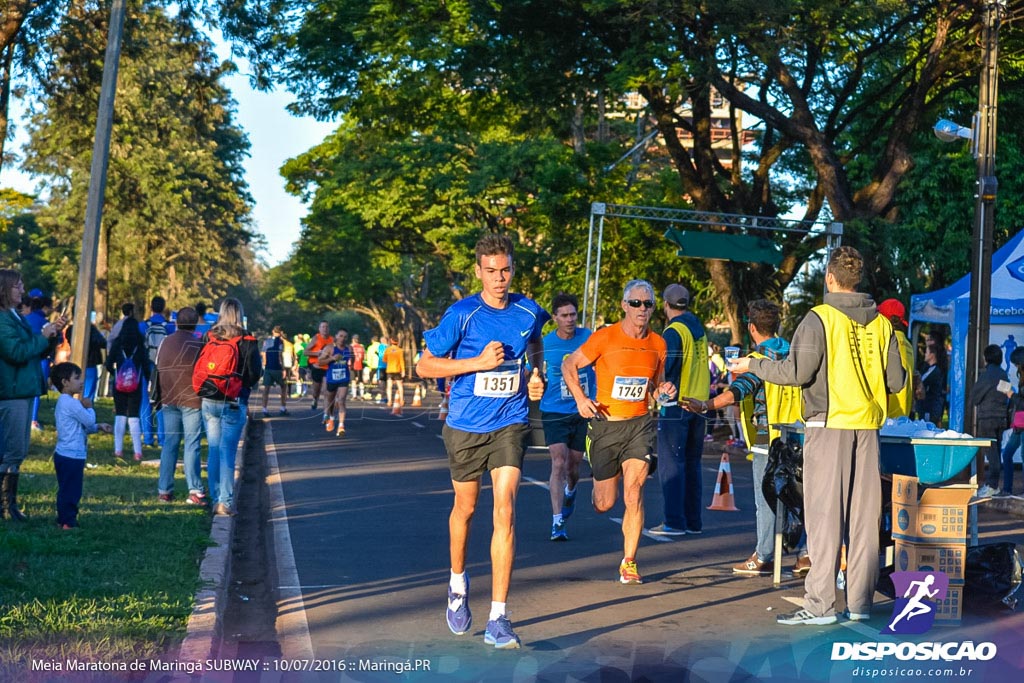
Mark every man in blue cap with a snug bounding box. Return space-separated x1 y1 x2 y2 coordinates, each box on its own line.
25 290 53 431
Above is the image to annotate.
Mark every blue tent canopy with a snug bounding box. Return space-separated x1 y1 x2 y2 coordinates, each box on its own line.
910 227 1024 430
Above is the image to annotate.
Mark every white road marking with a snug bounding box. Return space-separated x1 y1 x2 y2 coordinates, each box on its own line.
265 423 316 661
411 421 425 429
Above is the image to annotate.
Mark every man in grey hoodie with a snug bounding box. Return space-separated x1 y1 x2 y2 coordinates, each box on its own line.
731 246 905 626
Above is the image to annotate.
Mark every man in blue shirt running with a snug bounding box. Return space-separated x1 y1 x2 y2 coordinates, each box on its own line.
416 234 549 650
539 293 595 542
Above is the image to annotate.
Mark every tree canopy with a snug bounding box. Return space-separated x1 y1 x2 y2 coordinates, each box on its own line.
18 0 256 318
241 0 1024 340
6 1 1024 340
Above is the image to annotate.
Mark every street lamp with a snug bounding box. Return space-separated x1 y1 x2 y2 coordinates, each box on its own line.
932 0 1004 443
932 118 972 143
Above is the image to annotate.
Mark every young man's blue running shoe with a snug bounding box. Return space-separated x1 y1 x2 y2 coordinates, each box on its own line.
560 488 577 521
446 577 471 635
550 519 568 541
484 615 521 649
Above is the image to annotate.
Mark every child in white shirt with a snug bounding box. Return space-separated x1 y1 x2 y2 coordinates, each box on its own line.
51 363 112 529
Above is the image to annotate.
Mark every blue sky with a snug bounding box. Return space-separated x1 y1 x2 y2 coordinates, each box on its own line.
218 63 336 266
0 39 335 268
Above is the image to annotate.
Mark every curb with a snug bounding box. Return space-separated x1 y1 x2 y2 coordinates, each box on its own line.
175 420 251 663
264 421 315 661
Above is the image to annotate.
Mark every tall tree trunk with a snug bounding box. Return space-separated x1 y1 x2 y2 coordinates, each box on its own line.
597 92 608 143
95 220 109 322
0 43 12 169
0 1 32 171
571 100 585 154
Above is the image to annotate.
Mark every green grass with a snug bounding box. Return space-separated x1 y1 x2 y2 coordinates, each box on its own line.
0 396 213 676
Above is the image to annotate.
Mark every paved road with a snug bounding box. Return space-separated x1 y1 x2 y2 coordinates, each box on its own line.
263 394 1024 682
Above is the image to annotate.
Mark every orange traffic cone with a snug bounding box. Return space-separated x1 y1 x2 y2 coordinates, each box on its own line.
412 385 423 407
391 394 403 416
707 453 740 511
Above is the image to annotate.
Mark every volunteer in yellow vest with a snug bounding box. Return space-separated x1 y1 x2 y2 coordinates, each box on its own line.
681 299 809 577
876 298 916 418
649 283 710 536
731 246 905 626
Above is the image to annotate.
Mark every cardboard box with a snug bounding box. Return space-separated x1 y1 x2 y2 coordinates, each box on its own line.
933 586 964 626
894 540 966 584
891 474 974 543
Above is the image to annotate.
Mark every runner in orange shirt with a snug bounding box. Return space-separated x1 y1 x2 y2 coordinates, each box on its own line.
305 321 334 415
383 337 406 408
562 279 676 585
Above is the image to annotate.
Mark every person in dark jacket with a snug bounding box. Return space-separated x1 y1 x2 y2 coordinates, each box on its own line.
200 298 261 516
999 349 1024 496
915 344 946 426
0 269 67 520
971 345 1010 498
105 312 148 460
25 292 54 431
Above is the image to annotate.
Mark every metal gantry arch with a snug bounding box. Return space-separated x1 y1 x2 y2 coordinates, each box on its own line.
582 202 844 327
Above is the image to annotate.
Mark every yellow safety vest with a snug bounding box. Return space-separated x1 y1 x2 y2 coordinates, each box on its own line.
886 330 914 419
738 350 804 450
666 320 710 401
812 304 893 429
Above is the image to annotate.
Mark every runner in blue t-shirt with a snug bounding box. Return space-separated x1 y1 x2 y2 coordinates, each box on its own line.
260 326 288 416
539 293 595 542
416 234 549 650
320 329 353 436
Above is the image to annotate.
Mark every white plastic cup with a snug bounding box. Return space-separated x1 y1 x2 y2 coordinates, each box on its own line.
724 346 741 362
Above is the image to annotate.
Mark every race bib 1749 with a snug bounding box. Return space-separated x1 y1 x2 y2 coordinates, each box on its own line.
611 376 648 402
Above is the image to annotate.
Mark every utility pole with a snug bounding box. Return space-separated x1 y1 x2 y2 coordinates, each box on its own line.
964 0 1003 438
70 0 126 372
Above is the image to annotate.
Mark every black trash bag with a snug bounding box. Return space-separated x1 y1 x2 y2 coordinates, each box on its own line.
879 478 893 549
877 564 896 599
761 438 785 510
762 438 805 552
965 543 1023 612
779 507 804 553
762 437 804 511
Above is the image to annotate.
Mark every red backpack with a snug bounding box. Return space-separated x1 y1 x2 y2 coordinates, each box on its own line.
193 335 252 399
